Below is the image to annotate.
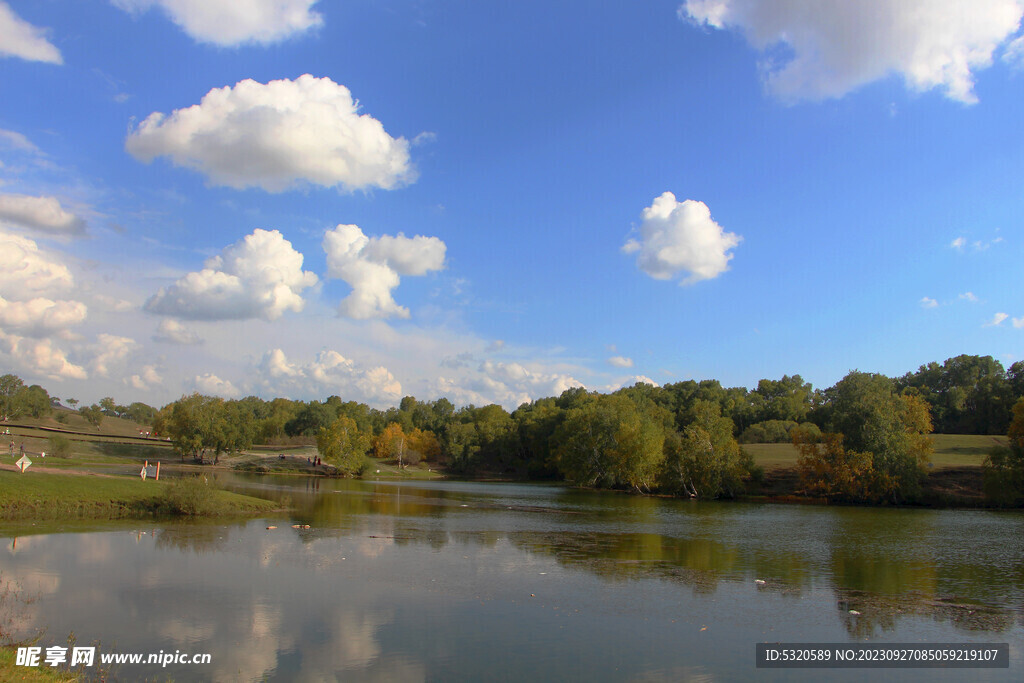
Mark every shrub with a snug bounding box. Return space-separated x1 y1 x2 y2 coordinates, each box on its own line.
159 476 225 516
46 435 71 458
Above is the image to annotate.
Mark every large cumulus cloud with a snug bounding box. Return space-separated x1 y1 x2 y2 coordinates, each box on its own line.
681 0 1024 103
126 75 414 192
323 224 446 320
145 229 317 321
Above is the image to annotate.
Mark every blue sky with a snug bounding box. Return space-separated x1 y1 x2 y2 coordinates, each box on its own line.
1 0 1022 409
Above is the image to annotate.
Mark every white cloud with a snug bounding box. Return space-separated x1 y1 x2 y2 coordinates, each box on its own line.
0 193 85 235
920 297 938 309
194 372 241 398
0 128 39 153
153 318 203 345
0 230 75 297
91 334 137 377
113 0 322 46
985 312 1009 326
681 0 1024 104
145 228 317 321
256 348 402 407
0 1 62 64
436 360 584 410
0 332 86 380
608 355 634 368
1013 316 1024 329
623 192 741 284
0 296 87 336
125 75 414 192
323 224 446 319
951 236 966 250
959 291 978 302
1003 34 1024 66
129 364 163 390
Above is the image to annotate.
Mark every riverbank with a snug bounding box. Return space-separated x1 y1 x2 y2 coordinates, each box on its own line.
0 467 276 520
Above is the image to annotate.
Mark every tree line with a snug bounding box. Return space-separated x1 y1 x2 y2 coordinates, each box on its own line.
4 353 1023 504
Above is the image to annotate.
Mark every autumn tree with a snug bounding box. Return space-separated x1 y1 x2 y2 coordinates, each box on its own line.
374 422 409 467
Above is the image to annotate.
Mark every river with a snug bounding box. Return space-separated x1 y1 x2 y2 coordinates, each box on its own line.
2 475 1022 681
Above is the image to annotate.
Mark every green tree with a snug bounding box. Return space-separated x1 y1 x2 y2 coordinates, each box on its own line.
983 397 1024 506
317 415 371 476
0 374 25 420
79 404 104 428
19 385 52 419
554 393 666 492
661 399 748 499
815 372 932 503
99 397 118 416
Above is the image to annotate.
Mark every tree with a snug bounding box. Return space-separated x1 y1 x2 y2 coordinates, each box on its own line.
554 393 666 492
0 374 25 420
374 422 408 467
20 385 51 419
79 404 104 428
660 399 748 499
285 401 335 437
794 431 874 502
983 397 1024 506
317 416 371 476
813 372 932 503
99 397 118 416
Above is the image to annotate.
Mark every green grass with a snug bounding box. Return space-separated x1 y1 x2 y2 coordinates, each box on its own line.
0 648 78 682
744 434 1009 472
0 469 275 520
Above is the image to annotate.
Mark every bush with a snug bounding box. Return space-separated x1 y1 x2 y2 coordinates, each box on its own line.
158 476 226 516
46 435 71 458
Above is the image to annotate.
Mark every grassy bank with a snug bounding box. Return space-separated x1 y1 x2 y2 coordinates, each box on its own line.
0 648 78 682
0 468 276 520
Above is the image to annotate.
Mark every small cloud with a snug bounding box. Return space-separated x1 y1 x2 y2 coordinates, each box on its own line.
624 192 741 285
919 297 938 309
0 128 39 153
608 355 634 368
440 352 474 369
985 312 1009 327
153 319 203 345
0 2 63 64
1012 316 1024 329
0 193 86 236
412 131 437 146
1004 35 1024 68
950 237 966 250
485 340 505 353
959 292 978 302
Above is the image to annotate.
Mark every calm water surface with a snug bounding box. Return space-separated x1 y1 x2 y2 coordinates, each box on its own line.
2 475 1022 681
